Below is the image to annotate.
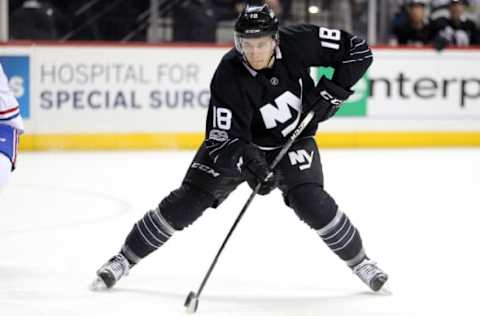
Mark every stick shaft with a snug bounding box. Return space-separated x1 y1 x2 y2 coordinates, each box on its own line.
195 111 315 297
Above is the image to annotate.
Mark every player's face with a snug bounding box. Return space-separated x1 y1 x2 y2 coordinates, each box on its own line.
241 36 276 70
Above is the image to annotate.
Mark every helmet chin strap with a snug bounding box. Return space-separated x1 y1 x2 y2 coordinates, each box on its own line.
266 52 276 68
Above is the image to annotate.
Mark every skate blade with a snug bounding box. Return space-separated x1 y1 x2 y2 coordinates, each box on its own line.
89 276 108 291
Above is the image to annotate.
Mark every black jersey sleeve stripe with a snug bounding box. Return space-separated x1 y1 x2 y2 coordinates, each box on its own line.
349 39 367 52
349 48 371 56
341 55 373 64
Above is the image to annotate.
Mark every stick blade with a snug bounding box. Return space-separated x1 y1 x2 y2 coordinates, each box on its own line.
184 291 199 313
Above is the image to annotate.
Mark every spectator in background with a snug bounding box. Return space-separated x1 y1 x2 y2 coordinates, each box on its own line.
172 0 293 42
391 0 432 45
429 0 480 19
9 0 69 40
172 0 217 42
172 0 243 43
431 0 480 47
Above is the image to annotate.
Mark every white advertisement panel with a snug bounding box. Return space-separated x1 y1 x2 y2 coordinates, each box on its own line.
30 46 228 133
370 50 480 117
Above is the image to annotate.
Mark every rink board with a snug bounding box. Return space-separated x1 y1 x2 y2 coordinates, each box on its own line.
1 43 479 149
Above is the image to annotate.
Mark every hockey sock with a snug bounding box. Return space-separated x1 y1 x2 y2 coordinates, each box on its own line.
120 207 176 265
316 210 366 267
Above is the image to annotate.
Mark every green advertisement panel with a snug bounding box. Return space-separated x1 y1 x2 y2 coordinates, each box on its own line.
313 67 368 117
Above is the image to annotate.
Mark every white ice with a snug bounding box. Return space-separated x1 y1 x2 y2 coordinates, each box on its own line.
1 148 479 316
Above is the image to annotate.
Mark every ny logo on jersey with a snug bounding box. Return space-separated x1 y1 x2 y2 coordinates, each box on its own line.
288 150 314 170
260 90 301 137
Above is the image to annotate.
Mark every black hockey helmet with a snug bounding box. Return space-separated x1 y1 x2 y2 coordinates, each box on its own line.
234 3 279 51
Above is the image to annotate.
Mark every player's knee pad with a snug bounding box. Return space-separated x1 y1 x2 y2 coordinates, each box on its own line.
159 183 216 230
286 183 338 230
0 154 12 193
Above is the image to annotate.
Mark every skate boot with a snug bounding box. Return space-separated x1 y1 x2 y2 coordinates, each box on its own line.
90 253 130 290
352 259 388 292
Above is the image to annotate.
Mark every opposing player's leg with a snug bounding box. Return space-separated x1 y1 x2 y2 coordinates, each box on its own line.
0 124 19 194
91 143 243 290
275 137 388 292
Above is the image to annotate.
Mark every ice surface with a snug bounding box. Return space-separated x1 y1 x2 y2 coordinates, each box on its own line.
1 149 479 316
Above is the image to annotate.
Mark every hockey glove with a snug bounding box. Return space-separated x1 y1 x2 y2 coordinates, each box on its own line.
304 77 353 122
239 144 278 195
209 138 278 195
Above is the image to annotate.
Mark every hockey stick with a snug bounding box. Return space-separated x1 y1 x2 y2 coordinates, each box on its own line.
184 110 316 313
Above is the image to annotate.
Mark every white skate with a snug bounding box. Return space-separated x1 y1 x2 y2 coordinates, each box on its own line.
90 253 130 290
352 259 388 292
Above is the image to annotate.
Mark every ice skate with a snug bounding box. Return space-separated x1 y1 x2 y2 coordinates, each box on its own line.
352 259 388 292
90 253 130 291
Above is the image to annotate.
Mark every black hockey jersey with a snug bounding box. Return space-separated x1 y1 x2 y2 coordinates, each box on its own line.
205 24 372 156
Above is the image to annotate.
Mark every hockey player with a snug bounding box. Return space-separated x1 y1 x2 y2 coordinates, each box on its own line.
0 62 23 194
92 3 388 293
